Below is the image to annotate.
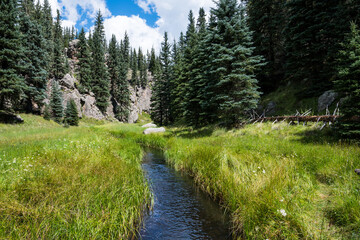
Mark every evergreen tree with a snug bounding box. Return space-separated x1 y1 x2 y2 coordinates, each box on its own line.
50 80 63 123
130 48 138 86
43 103 51 120
64 99 79 126
246 0 286 93
148 47 157 74
334 23 360 139
19 0 48 113
0 0 26 111
138 48 147 88
91 11 110 112
122 32 130 68
76 28 92 92
151 32 171 125
206 0 264 126
41 0 54 77
53 10 66 79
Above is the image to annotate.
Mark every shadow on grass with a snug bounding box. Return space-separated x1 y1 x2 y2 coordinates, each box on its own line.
170 127 216 139
294 128 343 145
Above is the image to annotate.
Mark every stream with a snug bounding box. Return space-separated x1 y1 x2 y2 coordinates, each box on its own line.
139 149 231 240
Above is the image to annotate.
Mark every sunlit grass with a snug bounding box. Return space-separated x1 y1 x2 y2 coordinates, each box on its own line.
0 115 151 239
107 122 360 239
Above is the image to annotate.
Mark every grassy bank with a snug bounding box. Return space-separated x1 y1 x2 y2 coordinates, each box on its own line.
0 115 150 239
105 122 360 239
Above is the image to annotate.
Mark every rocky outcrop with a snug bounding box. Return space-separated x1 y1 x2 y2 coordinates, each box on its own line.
318 90 338 112
143 127 166 135
142 123 157 128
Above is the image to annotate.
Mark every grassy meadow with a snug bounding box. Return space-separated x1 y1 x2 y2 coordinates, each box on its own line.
105 121 360 239
1 114 359 239
0 115 150 239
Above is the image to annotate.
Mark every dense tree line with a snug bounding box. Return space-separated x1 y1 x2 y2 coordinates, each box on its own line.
0 0 151 124
151 0 263 127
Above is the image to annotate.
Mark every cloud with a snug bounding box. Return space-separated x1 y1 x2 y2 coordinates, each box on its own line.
103 15 163 53
136 0 216 41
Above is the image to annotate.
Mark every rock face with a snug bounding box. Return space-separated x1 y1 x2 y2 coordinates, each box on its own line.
142 123 157 128
42 39 153 122
143 127 166 135
318 90 338 112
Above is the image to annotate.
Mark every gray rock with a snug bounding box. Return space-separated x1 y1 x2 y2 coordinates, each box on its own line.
142 123 157 128
128 76 152 123
81 95 105 120
60 74 76 90
318 90 338 112
67 39 79 59
266 101 276 115
0 111 24 124
143 127 166 135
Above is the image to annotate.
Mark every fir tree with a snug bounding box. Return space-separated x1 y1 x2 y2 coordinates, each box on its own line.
130 49 138 86
148 47 157 75
19 0 48 113
122 32 130 68
207 0 264 126
77 28 92 93
41 0 54 77
0 0 26 111
151 32 171 125
334 23 360 139
50 80 63 123
91 11 110 112
64 99 79 126
138 48 147 88
43 103 51 120
53 10 66 79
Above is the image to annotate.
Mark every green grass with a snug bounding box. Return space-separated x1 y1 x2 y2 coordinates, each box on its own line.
0 115 151 239
1 115 359 239
104 122 360 239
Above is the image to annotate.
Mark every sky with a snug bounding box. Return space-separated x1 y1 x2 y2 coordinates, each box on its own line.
40 0 216 52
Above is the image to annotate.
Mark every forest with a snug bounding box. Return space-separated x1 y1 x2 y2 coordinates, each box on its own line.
0 0 360 239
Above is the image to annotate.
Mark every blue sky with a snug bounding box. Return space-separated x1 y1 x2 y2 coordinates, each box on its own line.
41 0 215 51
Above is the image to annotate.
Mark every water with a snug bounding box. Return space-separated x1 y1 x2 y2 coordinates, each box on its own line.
139 149 231 240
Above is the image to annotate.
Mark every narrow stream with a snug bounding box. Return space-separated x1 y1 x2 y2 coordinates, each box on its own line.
139 149 231 240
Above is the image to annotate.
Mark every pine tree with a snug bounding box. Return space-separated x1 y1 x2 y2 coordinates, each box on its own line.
148 47 157 75
76 28 92 93
53 10 66 80
150 32 171 125
19 0 48 113
130 48 138 86
41 0 54 77
334 23 360 139
207 0 264 126
246 0 286 93
138 48 147 88
50 80 63 123
122 32 130 68
0 0 26 111
64 99 79 126
91 11 110 112
43 103 51 120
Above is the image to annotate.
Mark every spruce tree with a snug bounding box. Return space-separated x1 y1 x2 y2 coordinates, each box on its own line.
150 32 171 125
76 28 92 93
64 99 79 126
0 0 26 111
138 48 147 88
208 0 264 126
53 10 66 80
148 47 157 75
41 0 54 77
43 103 51 120
19 0 48 113
130 49 138 87
122 32 130 68
50 80 63 123
91 11 110 112
246 0 286 93
334 23 360 139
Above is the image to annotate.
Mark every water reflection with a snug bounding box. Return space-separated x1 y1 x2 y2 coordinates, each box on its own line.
139 150 231 240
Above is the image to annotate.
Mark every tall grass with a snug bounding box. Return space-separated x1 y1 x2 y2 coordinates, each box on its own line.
108 122 360 239
0 115 150 239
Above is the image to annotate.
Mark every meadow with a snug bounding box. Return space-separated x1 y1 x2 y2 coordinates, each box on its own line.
0 115 150 239
105 121 360 239
0 115 359 239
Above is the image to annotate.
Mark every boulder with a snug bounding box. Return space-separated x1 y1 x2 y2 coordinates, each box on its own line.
0 111 24 124
266 101 276 115
81 95 105 120
67 39 79 59
142 123 157 128
60 74 76 90
143 127 166 135
318 90 338 112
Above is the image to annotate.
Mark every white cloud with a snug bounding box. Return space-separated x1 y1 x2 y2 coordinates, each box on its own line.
103 15 163 53
136 0 216 41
